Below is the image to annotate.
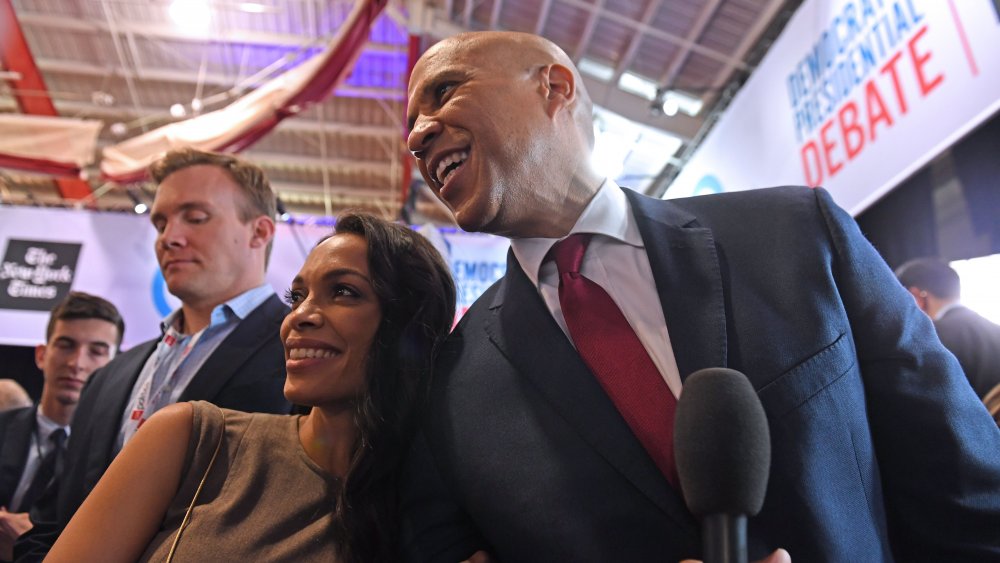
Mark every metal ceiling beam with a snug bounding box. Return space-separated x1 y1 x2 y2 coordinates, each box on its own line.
648 0 792 199
36 57 405 107
533 0 554 36
243 151 394 176
701 0 786 104
581 75 699 141
274 184 401 211
272 181 397 200
411 4 698 141
21 97 400 139
657 0 722 89
35 56 405 100
560 0 750 71
16 13 406 55
488 0 503 30
100 0 147 131
0 0 91 199
0 0 55 115
407 2 472 39
572 0 605 61
462 0 473 29
611 0 664 83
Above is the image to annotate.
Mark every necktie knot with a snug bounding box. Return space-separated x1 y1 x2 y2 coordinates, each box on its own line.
552 233 591 276
49 428 67 450
17 427 67 512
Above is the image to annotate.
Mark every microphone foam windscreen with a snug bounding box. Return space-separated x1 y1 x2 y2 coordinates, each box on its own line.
674 367 771 517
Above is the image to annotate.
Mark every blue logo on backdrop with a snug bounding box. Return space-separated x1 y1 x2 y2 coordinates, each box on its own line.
151 270 172 317
693 175 724 196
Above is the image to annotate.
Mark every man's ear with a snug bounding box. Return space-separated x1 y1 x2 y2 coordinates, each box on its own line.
906 286 929 313
35 344 47 371
539 63 576 118
249 215 276 249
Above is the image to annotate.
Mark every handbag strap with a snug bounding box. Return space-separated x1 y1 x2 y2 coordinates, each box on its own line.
165 405 227 563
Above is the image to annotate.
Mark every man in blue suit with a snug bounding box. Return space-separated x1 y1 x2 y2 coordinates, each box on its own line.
400 31 1000 562
15 149 292 561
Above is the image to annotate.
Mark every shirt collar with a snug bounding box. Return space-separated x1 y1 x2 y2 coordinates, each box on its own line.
511 179 643 289
35 408 68 437
160 283 274 336
934 301 962 321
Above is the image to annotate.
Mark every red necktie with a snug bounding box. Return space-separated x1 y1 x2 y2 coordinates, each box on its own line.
552 233 678 486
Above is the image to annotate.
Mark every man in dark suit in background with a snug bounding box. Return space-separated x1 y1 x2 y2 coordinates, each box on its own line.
896 257 1000 399
400 31 1000 562
15 148 292 561
0 292 122 561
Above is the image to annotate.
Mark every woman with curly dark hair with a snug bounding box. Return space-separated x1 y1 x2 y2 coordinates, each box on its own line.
48 212 456 563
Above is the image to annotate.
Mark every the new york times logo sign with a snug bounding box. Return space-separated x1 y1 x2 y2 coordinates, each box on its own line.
0 240 82 311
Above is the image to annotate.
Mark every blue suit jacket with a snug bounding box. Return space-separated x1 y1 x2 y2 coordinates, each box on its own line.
15 294 292 561
401 187 1000 562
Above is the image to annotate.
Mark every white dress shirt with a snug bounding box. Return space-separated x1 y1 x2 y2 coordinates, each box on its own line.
510 179 683 398
116 283 275 450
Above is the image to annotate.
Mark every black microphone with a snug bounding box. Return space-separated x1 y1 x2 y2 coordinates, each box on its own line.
674 367 771 563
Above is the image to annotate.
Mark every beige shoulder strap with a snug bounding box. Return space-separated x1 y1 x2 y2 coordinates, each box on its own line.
165 404 226 563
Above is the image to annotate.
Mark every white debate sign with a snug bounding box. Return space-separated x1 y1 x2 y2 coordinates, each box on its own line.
667 0 1000 215
0 206 508 349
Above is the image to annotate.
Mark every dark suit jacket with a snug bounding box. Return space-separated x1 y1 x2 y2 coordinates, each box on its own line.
934 305 1000 399
0 407 37 509
401 187 1000 563
15 294 291 561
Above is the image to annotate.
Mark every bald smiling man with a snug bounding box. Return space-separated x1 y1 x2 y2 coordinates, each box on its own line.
400 31 1000 563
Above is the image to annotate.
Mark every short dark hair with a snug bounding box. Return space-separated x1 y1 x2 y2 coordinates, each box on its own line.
895 258 961 300
327 212 456 563
150 148 277 261
47 291 125 347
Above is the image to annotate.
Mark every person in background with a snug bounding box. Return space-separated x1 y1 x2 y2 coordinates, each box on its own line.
400 31 1000 562
0 292 123 561
0 381 31 413
15 148 293 561
896 257 1000 399
46 213 456 563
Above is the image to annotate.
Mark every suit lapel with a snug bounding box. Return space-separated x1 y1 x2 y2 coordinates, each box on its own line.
625 189 728 381
484 251 696 531
0 407 36 506
84 340 157 479
179 294 284 402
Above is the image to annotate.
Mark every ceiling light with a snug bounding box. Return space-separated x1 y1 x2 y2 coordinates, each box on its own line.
661 98 679 117
652 89 704 118
190 98 203 112
238 2 269 13
91 91 115 106
134 202 148 214
169 0 211 31
109 122 128 137
578 57 615 82
618 72 659 101
169 103 187 118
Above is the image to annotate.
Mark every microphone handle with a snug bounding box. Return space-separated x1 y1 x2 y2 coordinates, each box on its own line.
702 513 747 563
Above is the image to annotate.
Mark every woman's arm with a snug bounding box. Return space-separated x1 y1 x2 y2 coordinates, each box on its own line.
46 402 194 563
